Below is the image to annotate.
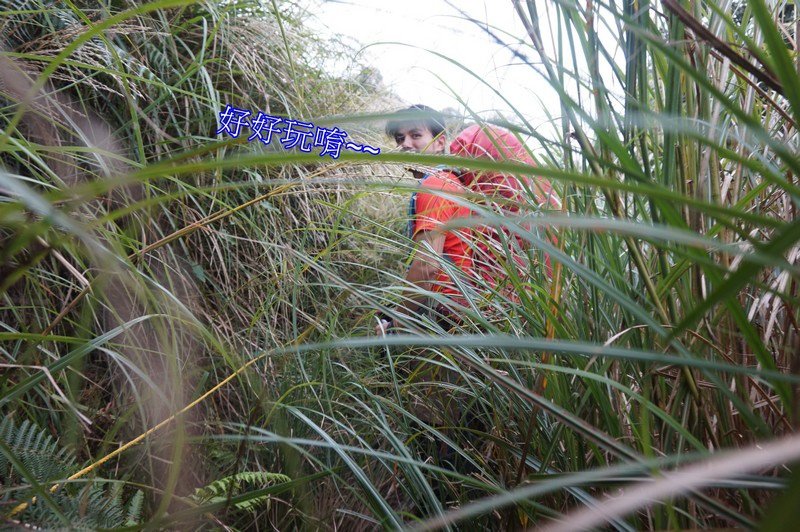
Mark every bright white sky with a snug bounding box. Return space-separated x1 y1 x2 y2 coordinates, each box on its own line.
307 0 563 128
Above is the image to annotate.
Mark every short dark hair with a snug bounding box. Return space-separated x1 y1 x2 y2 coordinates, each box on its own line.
385 104 446 138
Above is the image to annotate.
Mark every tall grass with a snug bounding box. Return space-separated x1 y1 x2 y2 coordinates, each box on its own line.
1 0 798 529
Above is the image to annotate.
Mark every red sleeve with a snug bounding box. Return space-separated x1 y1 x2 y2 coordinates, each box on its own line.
411 174 464 236
413 191 459 235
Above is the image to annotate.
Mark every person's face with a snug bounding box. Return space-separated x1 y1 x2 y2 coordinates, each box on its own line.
392 123 446 154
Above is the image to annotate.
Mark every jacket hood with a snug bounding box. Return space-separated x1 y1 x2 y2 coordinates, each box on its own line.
449 124 560 210
450 124 534 169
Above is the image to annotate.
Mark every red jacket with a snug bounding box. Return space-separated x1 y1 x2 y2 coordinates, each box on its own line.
449 125 559 292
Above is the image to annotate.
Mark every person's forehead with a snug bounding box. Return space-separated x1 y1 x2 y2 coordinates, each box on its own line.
394 123 431 135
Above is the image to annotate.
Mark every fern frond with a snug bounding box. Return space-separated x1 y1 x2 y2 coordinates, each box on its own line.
192 471 291 513
1 416 141 529
125 489 144 526
2 416 76 485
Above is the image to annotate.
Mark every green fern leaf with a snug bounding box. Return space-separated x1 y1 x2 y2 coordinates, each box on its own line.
125 489 144 526
192 471 291 513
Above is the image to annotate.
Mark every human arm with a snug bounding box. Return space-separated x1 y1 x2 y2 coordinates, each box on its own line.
375 174 466 335
375 229 445 334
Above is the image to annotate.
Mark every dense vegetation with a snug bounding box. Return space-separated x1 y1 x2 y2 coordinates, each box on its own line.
1 0 798 529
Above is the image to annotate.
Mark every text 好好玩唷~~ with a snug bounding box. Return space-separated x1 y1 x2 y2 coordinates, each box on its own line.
216 105 381 159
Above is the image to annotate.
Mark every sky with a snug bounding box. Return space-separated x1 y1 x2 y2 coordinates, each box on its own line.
307 0 562 127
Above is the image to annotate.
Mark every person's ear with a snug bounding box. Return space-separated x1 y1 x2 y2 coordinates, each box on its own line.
433 134 447 154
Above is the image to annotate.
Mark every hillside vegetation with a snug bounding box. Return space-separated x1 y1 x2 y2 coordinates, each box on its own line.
1 0 798 530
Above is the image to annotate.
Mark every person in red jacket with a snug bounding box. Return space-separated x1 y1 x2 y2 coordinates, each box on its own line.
449 124 560 304
376 106 473 334
377 107 480 446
